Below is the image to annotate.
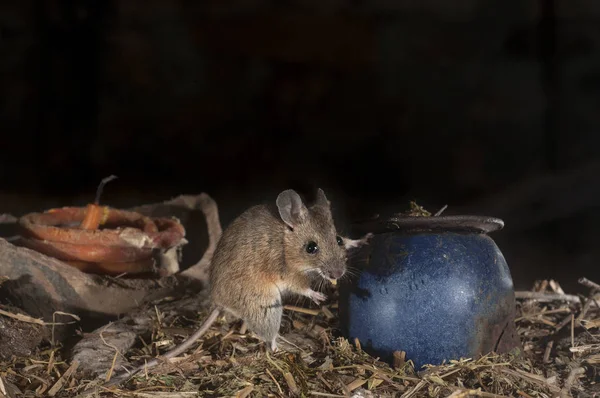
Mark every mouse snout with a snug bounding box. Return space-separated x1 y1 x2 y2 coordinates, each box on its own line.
324 264 345 280
330 268 345 279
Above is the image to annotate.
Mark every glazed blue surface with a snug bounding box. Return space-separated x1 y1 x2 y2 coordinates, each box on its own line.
338 231 518 369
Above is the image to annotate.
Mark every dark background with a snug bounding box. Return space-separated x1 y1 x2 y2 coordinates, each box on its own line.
0 1 598 292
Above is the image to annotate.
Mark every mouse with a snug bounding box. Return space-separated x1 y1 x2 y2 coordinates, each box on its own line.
101 188 372 388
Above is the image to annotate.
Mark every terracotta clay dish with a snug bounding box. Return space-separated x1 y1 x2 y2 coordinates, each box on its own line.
17 205 186 275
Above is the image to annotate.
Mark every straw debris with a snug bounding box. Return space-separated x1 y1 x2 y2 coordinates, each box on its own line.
0 277 598 397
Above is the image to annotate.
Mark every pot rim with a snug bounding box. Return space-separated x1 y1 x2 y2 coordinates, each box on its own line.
352 215 504 235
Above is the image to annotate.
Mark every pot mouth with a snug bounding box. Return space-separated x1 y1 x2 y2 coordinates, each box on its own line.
352 215 504 235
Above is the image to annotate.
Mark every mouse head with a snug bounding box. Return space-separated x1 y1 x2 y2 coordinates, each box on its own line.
276 188 347 282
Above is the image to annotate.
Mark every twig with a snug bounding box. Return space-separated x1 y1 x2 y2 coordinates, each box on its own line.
235 385 254 398
515 308 571 321
345 378 367 392
220 329 235 342
98 324 126 382
434 205 448 217
334 375 351 396
517 391 534 398
47 350 56 375
309 393 345 397
531 316 557 327
95 175 118 205
401 380 427 398
0 308 79 328
283 305 320 316
555 314 574 333
499 368 560 393
265 369 283 395
316 373 333 391
569 343 600 354
515 291 581 304
0 376 8 397
51 311 81 347
47 360 79 396
543 340 554 364
445 388 511 398
354 337 362 352
580 317 600 330
277 335 305 352
106 351 119 383
578 277 600 292
321 306 334 320
559 366 585 398
239 321 247 335
535 280 549 292
393 351 407 369
177 193 222 283
571 314 575 349
0 214 17 224
549 280 565 294
283 372 299 395
577 296 595 323
439 368 463 379
0 308 45 325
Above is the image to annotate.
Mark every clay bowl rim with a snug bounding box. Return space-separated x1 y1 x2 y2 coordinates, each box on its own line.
352 215 504 235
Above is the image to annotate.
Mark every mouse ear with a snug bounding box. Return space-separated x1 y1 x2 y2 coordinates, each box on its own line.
276 189 308 229
315 188 331 209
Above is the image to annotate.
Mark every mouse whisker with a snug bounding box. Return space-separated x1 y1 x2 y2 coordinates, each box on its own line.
293 295 303 307
340 272 355 282
316 258 331 270
316 270 328 285
290 267 321 276
342 271 357 279
345 266 360 276
316 279 325 297
306 267 323 275
342 266 361 280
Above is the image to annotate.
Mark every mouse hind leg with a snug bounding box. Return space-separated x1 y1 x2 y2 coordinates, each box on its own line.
244 299 283 352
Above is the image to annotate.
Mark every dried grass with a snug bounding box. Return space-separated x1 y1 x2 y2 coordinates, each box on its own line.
0 278 598 397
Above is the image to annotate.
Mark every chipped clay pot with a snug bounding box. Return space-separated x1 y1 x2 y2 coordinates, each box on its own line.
338 215 522 369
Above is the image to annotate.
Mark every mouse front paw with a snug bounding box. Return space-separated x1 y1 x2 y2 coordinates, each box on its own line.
343 233 373 250
308 290 327 305
361 232 374 244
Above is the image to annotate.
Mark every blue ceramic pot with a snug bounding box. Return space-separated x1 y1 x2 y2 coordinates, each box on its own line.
338 215 521 370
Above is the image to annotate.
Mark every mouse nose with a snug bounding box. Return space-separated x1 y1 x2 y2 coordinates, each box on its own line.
331 268 345 279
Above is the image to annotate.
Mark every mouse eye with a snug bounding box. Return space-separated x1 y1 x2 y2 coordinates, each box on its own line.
336 236 344 246
306 241 319 254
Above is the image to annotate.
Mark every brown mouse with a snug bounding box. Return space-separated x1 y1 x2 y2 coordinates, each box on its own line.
101 188 371 388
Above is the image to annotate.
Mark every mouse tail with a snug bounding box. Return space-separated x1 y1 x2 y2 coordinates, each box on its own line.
98 308 221 391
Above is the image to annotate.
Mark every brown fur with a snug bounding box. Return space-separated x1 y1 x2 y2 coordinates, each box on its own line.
100 189 373 390
210 189 348 350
